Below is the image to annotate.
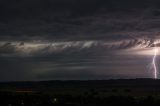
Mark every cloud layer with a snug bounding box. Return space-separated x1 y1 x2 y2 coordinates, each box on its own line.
1 0 160 81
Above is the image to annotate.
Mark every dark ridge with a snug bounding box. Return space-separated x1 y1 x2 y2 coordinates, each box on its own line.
0 79 159 91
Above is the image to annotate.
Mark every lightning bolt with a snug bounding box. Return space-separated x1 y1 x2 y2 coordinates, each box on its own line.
152 47 158 79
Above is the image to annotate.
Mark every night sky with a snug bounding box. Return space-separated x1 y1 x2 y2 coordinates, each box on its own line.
0 0 160 81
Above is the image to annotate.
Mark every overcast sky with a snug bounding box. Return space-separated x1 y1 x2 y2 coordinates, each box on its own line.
1 0 160 81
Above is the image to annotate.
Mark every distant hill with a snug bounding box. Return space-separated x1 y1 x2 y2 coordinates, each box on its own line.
0 79 159 90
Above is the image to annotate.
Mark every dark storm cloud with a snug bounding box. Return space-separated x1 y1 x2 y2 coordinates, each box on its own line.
0 0 160 41
0 0 160 81
0 43 15 54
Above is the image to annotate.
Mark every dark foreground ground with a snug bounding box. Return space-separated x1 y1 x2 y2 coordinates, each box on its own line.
0 79 160 106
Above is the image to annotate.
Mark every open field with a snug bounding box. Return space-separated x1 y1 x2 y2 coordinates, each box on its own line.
0 79 160 106
0 79 160 96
